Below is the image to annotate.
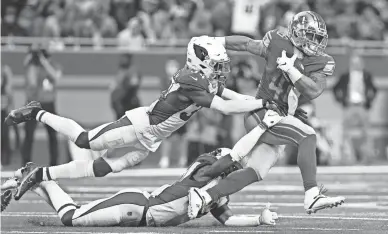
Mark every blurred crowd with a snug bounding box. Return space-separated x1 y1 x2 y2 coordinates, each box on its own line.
2 0 388 49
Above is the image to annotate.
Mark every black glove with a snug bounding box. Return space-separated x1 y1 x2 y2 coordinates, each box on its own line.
263 99 286 116
294 108 308 123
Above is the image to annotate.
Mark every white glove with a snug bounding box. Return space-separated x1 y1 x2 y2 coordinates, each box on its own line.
276 50 298 73
262 110 283 128
258 204 278 225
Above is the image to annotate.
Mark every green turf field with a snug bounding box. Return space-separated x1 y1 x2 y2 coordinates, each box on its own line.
2 166 388 234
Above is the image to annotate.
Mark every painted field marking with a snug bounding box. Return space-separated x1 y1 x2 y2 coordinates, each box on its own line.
3 212 388 221
19 193 388 201
207 231 274 233
3 165 388 178
8 200 388 210
1 232 162 234
14 183 384 194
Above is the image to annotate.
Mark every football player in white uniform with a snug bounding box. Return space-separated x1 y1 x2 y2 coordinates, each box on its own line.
6 36 282 201
1 110 283 226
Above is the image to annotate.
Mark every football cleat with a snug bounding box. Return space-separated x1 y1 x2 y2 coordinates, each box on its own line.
1 190 13 212
187 188 206 219
304 185 345 214
1 177 19 190
4 101 42 126
14 162 42 201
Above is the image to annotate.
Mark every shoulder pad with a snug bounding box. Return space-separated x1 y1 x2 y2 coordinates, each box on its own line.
304 54 335 76
176 72 209 91
263 28 288 47
321 54 336 76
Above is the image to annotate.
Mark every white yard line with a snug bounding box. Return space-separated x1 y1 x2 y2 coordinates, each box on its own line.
2 165 388 178
11 183 383 194
1 232 162 234
4 212 388 221
19 193 388 200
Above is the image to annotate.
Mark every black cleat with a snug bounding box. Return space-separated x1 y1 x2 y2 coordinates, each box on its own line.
14 162 42 201
5 101 42 126
1 190 13 212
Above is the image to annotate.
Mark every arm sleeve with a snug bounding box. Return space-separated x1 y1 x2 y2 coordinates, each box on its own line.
180 84 215 108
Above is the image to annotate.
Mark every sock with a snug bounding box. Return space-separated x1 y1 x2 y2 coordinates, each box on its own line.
40 181 77 219
31 185 54 209
297 135 318 191
231 126 266 161
47 160 95 180
207 167 260 201
38 111 85 142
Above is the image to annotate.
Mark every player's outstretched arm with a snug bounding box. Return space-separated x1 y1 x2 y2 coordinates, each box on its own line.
210 95 264 115
211 205 277 226
213 36 268 57
196 111 283 180
220 88 255 100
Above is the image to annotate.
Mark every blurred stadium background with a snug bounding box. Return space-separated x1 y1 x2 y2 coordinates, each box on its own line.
2 0 388 233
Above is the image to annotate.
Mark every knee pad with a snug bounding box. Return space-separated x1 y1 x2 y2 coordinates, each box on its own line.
61 209 75 226
93 158 112 177
75 132 91 149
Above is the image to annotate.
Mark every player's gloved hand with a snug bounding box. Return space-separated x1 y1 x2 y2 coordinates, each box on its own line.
276 50 298 73
262 99 285 116
258 204 278 225
294 108 308 123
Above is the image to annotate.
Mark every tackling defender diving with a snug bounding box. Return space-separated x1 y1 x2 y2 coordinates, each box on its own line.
1 109 283 227
5 36 282 201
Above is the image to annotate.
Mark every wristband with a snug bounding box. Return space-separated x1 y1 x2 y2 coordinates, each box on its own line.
262 99 267 108
287 67 303 84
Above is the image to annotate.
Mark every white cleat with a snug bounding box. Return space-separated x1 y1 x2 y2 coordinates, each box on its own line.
304 185 345 214
187 188 205 219
1 177 19 190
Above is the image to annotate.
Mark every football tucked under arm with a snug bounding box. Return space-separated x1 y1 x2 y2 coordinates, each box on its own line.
277 50 334 100
293 71 327 100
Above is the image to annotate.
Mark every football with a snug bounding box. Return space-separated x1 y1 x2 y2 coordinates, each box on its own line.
283 58 304 85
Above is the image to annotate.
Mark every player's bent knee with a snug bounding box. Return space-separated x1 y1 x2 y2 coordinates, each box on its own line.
303 124 316 136
93 158 113 177
61 209 75 226
75 132 91 149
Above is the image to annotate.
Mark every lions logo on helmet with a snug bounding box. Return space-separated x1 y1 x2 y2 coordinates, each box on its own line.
186 36 231 81
288 11 328 56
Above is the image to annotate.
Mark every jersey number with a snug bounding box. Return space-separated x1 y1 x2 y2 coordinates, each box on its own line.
268 74 289 103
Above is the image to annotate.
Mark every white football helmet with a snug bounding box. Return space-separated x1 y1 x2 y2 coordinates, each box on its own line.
186 36 230 80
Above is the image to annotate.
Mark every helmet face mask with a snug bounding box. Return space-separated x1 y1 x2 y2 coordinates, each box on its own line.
288 11 328 56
